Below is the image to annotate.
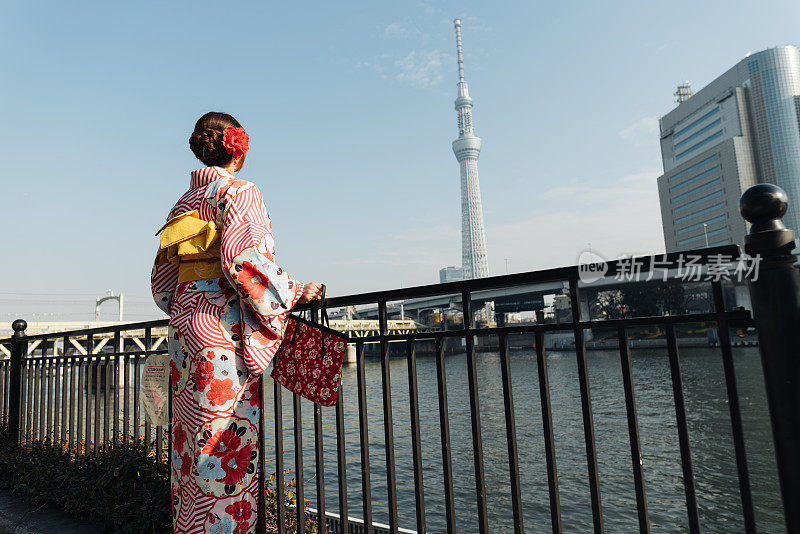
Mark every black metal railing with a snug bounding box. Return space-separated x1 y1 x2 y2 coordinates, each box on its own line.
1 183 798 534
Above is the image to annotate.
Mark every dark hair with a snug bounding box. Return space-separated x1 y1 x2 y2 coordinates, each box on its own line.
188 112 243 167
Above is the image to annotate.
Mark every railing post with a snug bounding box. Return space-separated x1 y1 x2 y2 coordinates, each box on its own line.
740 183 800 533
8 319 27 450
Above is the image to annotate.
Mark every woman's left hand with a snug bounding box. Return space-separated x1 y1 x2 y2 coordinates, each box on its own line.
298 282 324 304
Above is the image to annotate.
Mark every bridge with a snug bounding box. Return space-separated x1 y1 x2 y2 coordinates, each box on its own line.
0 319 424 358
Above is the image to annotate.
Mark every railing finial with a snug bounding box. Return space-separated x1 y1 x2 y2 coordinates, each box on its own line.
740 183 795 257
12 319 27 335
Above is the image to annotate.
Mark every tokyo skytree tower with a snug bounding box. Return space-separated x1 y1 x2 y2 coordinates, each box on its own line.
452 19 489 279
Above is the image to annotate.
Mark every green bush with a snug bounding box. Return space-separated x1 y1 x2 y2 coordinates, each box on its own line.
0 423 317 534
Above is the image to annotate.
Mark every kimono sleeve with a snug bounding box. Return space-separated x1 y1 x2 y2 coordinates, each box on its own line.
151 249 178 315
220 184 305 336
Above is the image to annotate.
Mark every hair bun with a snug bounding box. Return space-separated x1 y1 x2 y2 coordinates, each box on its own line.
189 127 226 165
188 112 244 167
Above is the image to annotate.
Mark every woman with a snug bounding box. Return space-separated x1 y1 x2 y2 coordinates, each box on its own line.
151 112 322 534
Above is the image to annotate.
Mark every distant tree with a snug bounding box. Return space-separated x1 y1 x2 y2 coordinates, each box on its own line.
622 279 687 318
595 290 625 319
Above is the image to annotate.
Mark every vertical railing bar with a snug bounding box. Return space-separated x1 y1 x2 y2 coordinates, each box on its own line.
39 342 47 442
335 384 349 534
7 355 11 425
41 348 49 442
435 336 456 534
0 358 5 426
31 355 40 443
29 355 36 443
462 289 489 534
535 330 562 534
21 356 30 447
313 401 326 534
406 339 427 534
53 342 62 445
711 282 756 533
124 353 131 445
134 351 142 445
104 351 111 450
293 393 305 533
61 336 69 448
113 332 121 445
274 380 286 534
665 324 700 534
27 357 34 447
68 349 76 453
42 340 56 445
38 353 46 441
378 300 399 533
43 342 49 442
143 329 151 455
568 279 604 533
85 334 94 455
4 357 9 424
50 344 56 443
4 356 9 425
94 352 101 453
86 352 93 453
355 341 373 534
77 352 85 455
617 326 650 534
4 358 8 424
47 341 54 443
88 353 95 454
3 358 7 424
498 332 524 534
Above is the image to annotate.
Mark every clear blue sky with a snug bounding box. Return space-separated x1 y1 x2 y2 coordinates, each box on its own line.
2 0 798 321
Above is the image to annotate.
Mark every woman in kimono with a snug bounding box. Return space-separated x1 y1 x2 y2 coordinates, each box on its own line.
151 112 322 534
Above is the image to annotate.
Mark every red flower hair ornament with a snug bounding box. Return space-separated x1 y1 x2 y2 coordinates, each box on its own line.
222 127 249 160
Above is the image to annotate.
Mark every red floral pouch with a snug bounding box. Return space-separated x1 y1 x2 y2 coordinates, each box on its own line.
270 289 347 406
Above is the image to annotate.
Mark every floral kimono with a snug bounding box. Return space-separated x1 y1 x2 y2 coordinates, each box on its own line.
151 166 304 534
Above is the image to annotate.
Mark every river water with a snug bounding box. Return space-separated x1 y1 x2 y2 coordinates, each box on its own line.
263 342 784 533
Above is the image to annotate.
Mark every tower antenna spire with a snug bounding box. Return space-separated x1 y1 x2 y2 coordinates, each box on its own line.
455 18 465 83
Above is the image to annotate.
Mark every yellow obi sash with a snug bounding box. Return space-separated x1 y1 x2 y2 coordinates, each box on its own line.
155 211 225 283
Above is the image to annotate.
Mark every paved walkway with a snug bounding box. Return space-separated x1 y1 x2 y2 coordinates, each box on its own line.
0 489 105 534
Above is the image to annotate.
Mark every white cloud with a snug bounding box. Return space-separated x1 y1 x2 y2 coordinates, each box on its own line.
355 60 388 80
395 50 448 88
619 116 660 147
383 20 420 39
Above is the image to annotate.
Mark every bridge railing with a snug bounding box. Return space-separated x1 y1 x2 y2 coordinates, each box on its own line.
1 183 799 533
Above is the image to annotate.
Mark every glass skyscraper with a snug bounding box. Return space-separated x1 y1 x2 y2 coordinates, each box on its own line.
657 45 800 252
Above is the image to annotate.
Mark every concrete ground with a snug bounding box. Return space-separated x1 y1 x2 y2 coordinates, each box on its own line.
0 489 105 534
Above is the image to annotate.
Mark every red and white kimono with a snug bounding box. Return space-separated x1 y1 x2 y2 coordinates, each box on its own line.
151 166 304 534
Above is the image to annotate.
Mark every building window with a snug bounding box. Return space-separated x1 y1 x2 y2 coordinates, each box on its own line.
673 178 722 203
677 226 728 246
674 202 725 223
670 166 720 192
676 214 727 235
673 191 724 213
675 130 724 160
674 107 720 139
674 119 723 149
668 154 719 182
